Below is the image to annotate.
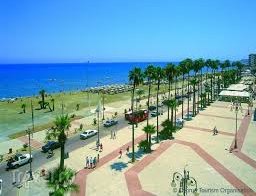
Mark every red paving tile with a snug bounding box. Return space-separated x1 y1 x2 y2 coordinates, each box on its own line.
125 139 255 196
72 134 146 196
198 113 243 121
18 136 43 149
72 107 256 196
184 125 235 136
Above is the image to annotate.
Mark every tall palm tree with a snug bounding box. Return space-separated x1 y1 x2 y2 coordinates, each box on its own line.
163 99 177 127
39 89 46 109
135 89 145 110
192 59 202 114
51 98 55 111
174 66 180 123
222 60 231 88
21 103 26 113
129 67 144 162
46 114 71 171
178 61 188 119
190 78 198 116
164 63 176 120
197 58 205 110
47 166 78 196
205 59 213 103
142 124 156 152
154 66 164 143
183 59 193 119
210 60 218 101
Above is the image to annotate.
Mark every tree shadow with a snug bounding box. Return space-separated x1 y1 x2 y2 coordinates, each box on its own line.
110 161 128 171
127 149 144 159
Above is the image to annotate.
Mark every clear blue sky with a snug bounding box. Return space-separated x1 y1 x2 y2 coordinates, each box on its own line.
1 0 256 64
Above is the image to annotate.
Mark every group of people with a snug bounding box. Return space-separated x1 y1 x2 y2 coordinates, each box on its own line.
96 142 103 152
85 154 99 169
110 130 117 139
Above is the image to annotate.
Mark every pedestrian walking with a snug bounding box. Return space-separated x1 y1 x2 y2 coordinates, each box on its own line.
93 157 97 168
97 153 100 163
90 157 93 169
113 131 116 139
126 146 130 155
100 143 103 152
119 149 122 158
86 156 89 168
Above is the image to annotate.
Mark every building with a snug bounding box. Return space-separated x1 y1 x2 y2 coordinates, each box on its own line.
249 54 256 68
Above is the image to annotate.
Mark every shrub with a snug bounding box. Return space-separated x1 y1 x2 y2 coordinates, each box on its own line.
138 140 150 153
23 143 28 149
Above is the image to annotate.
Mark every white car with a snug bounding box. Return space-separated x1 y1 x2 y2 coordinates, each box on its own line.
6 153 33 170
80 130 98 139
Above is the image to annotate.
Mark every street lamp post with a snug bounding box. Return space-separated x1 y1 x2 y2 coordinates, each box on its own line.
171 166 198 196
95 104 100 147
26 128 33 181
230 100 243 150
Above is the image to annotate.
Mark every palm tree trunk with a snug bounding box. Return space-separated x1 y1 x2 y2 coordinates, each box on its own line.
156 80 160 143
174 76 177 126
146 81 151 143
187 74 190 119
59 132 65 171
193 85 196 116
131 83 135 162
171 107 174 128
210 72 213 102
181 75 184 119
167 79 171 120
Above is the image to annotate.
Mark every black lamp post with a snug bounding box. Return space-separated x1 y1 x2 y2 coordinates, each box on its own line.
171 166 199 196
230 100 243 150
26 128 33 181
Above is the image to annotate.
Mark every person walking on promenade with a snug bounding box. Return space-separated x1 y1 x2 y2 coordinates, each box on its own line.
97 153 100 163
90 157 93 169
86 156 89 168
113 131 116 139
93 157 97 168
213 126 218 135
119 149 122 158
126 146 130 155
100 143 103 152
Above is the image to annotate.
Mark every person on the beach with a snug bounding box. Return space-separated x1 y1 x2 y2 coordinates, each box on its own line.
119 149 122 158
126 146 130 155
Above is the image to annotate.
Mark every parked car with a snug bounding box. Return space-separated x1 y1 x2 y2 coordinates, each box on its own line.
176 118 185 127
151 111 160 117
6 153 33 170
149 105 157 111
185 111 193 119
42 141 60 153
80 130 98 139
103 119 118 127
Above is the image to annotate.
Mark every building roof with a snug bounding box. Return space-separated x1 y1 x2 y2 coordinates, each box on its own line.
226 84 248 91
219 90 251 98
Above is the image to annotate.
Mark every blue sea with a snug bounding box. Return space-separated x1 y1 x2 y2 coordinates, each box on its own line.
0 62 171 99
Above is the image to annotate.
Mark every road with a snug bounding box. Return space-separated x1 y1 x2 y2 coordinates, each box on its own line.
0 106 170 196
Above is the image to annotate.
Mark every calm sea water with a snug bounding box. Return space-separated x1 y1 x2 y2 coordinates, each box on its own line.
0 62 171 98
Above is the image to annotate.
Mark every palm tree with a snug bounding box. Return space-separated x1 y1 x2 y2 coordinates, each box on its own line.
135 89 144 111
222 60 231 88
47 166 78 196
164 63 176 120
21 103 26 113
178 61 188 119
142 124 156 152
163 99 177 127
190 78 198 116
154 66 164 143
51 98 55 111
192 59 202 114
39 89 46 109
129 67 144 162
161 119 175 140
183 59 193 119
46 114 71 171
144 64 155 143
174 66 180 123
210 60 218 101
